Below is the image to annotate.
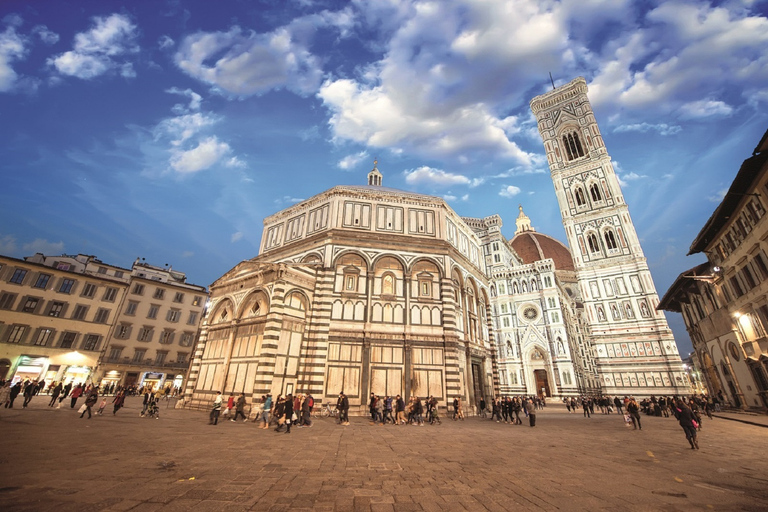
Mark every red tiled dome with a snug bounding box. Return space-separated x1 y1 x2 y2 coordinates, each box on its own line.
509 231 575 271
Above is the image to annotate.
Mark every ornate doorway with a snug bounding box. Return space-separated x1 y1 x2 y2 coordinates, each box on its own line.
534 369 551 397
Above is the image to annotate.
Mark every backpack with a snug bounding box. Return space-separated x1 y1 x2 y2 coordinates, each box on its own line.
308 396 314 408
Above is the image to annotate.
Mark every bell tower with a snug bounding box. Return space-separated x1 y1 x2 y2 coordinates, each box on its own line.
530 77 688 396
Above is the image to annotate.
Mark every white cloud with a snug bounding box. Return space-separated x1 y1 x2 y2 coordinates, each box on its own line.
678 99 734 119
275 195 304 205
181 251 194 258
403 166 482 187
158 35 175 50
499 185 522 198
32 25 59 45
22 238 65 255
589 2 768 118
231 231 243 242
170 136 232 174
174 8 354 97
0 26 26 92
613 123 682 136
708 187 729 203
338 151 369 170
48 14 138 79
167 87 203 112
0 234 18 254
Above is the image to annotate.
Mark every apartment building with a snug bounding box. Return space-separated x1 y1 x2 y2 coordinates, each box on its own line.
0 254 129 385
100 259 208 392
0 253 208 392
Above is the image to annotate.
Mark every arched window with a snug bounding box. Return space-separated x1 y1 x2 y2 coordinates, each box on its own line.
604 230 617 250
587 233 600 253
562 131 585 161
575 187 586 207
589 183 602 202
382 274 394 295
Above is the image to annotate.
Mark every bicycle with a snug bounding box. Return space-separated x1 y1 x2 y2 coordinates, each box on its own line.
317 402 339 419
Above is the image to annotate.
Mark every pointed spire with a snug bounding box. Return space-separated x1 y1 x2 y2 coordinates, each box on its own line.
515 204 535 235
367 158 383 186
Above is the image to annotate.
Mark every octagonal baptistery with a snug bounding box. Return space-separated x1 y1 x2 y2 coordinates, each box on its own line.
184 169 499 413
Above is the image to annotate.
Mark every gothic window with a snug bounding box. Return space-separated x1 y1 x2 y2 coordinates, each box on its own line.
575 187 586 207
589 183 602 202
604 230 618 250
587 233 600 253
562 131 585 161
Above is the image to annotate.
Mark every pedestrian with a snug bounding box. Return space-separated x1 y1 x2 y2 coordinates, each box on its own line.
112 391 126 415
479 397 487 418
674 399 699 450
383 396 394 424
369 392 377 422
395 394 405 425
97 397 108 415
374 395 384 424
0 382 11 408
80 389 98 419
582 396 591 418
526 398 536 427
429 396 441 425
223 394 235 419
70 384 83 409
232 393 247 422
48 382 63 407
22 380 36 408
258 394 272 429
301 394 312 427
209 391 223 425
626 397 641 430
338 391 350 426
275 394 293 433
8 381 22 408
59 382 72 407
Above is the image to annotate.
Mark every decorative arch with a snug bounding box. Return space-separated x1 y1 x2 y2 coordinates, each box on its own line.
334 251 368 294
283 289 310 315
574 186 587 207
237 290 270 319
301 253 322 264
209 298 235 324
586 232 601 254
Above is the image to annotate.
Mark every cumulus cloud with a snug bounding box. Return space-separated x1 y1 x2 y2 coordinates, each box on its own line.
174 9 353 96
403 166 483 188
158 35 175 50
0 26 26 92
32 25 59 45
613 123 682 136
338 151 369 170
23 238 65 254
678 100 734 119
499 185 522 198
167 86 203 112
589 1 768 117
48 14 138 79
170 136 232 174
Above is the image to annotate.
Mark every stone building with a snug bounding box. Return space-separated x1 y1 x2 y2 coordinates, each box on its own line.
530 77 689 396
183 165 498 412
659 128 768 409
184 77 690 412
97 259 208 392
0 253 208 391
0 254 128 384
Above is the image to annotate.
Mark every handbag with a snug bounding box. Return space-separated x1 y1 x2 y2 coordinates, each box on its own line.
78 404 87 414
291 412 298 422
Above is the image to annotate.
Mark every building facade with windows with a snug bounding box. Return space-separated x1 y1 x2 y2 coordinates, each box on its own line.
0 253 208 391
183 165 499 412
659 129 768 410
96 259 208 392
0 254 129 385
183 79 691 412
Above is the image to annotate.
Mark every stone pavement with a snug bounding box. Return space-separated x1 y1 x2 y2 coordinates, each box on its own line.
1 398 767 511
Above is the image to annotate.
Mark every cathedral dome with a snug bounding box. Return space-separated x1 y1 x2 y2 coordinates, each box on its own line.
510 231 575 271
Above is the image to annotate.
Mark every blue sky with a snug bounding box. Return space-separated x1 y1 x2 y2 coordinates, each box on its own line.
2 0 768 356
